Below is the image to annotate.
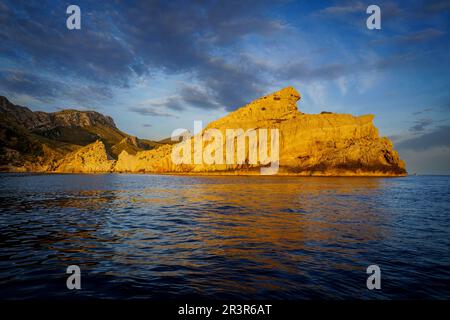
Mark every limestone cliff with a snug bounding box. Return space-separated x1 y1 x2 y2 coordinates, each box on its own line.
54 140 115 173
114 87 406 176
0 88 406 176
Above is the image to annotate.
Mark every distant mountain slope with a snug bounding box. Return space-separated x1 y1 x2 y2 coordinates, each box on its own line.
0 96 163 171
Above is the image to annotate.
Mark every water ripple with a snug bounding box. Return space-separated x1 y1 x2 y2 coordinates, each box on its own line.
0 174 449 299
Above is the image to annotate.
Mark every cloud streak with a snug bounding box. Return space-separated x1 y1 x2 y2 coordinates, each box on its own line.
398 125 450 150
128 106 177 118
409 118 434 133
0 70 112 105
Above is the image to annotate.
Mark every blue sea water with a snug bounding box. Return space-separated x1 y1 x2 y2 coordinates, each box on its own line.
0 174 449 299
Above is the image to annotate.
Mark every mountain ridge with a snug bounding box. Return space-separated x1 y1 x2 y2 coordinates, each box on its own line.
0 96 117 131
0 95 163 170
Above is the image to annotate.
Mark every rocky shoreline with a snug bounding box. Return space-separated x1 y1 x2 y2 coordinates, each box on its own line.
0 87 406 176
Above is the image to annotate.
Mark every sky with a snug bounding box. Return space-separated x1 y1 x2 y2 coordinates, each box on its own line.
0 0 449 174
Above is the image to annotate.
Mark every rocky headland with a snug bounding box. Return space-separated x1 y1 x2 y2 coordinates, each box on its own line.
0 87 406 176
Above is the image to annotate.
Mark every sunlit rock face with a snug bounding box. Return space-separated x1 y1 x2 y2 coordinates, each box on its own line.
54 140 115 173
114 144 173 173
0 88 406 175
115 87 406 176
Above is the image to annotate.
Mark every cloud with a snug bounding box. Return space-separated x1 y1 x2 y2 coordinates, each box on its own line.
0 0 283 111
397 125 450 150
1 0 449 118
276 53 417 86
0 70 63 100
135 83 242 113
374 28 446 45
0 70 112 105
142 124 152 128
413 107 433 116
319 2 366 15
336 77 348 95
304 82 327 107
109 1 283 110
178 86 221 110
128 106 177 118
278 62 349 81
396 28 446 43
144 97 184 112
399 146 450 175
422 0 450 13
409 118 434 133
317 1 401 22
196 56 270 110
388 134 402 143
0 2 136 86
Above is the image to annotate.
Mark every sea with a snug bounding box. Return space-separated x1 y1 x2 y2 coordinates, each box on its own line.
0 173 449 299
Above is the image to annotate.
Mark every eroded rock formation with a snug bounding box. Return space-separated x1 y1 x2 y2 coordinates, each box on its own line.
54 140 115 173
0 87 407 176
114 87 406 176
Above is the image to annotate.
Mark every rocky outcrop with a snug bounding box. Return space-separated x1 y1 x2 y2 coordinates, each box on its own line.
0 96 116 131
115 144 173 173
0 88 407 176
50 109 117 130
54 140 115 173
113 87 406 176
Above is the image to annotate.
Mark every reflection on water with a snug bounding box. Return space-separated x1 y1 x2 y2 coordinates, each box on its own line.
0 174 449 299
